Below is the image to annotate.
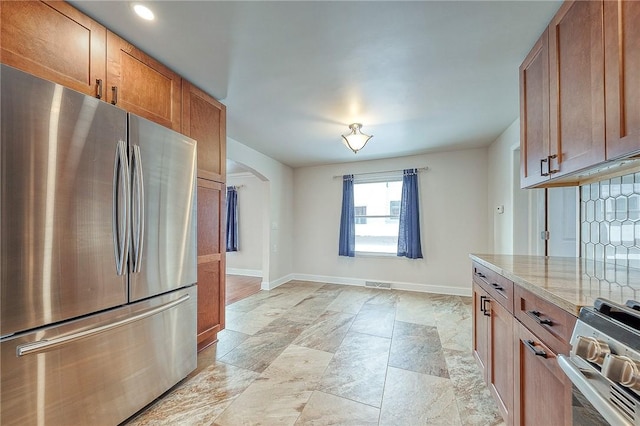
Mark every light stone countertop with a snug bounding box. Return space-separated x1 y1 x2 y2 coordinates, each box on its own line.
469 254 640 316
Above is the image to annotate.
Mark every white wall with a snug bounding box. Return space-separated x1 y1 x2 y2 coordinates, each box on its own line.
487 119 519 254
292 148 489 295
488 118 544 256
226 137 294 288
226 173 264 275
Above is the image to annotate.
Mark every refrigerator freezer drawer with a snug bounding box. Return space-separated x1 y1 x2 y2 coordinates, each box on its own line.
0 286 197 425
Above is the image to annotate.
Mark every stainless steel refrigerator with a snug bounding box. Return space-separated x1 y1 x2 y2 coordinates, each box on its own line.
1 65 198 425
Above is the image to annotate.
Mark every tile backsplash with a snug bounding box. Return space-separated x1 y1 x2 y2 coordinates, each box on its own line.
581 172 640 270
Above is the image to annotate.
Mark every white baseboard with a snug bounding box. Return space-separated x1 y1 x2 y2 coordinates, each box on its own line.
261 273 295 291
291 273 471 297
226 268 262 277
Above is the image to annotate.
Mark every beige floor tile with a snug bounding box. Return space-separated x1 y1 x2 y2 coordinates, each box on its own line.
225 306 288 335
379 367 462 426
214 345 333 426
128 362 260 425
295 391 380 425
126 281 501 426
318 332 391 407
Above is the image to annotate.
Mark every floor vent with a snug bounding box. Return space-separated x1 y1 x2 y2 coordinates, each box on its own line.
365 281 392 290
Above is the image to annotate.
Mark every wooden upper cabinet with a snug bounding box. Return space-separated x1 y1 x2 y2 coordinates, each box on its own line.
548 0 606 178
106 31 181 131
182 81 227 182
604 0 640 160
0 1 106 97
520 29 550 188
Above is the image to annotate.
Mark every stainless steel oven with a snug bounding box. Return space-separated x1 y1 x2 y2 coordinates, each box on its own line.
559 298 640 426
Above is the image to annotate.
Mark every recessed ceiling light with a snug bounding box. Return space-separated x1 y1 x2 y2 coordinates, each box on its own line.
132 3 154 21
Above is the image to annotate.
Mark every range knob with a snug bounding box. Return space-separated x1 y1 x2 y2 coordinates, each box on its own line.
572 336 611 365
602 354 640 391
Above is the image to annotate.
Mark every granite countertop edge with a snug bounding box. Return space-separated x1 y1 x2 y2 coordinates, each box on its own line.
469 254 582 316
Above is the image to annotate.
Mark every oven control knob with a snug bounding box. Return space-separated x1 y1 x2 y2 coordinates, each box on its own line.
602 354 640 391
572 336 611 365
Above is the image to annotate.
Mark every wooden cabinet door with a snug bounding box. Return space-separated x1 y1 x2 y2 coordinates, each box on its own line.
487 296 514 425
514 322 572 426
472 283 489 379
604 0 640 160
182 81 227 182
196 179 226 351
548 0 605 177
520 29 550 188
0 1 106 97
106 31 181 131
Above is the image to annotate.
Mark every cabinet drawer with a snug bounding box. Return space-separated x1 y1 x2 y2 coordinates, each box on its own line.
514 286 576 355
472 262 513 313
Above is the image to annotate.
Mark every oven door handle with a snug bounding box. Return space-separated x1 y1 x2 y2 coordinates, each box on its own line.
558 355 633 426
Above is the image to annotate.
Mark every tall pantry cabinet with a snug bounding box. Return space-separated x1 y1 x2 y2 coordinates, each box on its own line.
1 0 227 351
182 81 228 351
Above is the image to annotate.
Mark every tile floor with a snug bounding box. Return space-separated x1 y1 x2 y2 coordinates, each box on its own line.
126 281 504 426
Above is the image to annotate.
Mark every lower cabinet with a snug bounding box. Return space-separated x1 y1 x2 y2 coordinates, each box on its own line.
514 322 573 426
196 179 226 351
472 262 574 426
473 282 514 425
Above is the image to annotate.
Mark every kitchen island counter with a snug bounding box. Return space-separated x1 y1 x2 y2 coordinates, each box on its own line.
470 254 640 316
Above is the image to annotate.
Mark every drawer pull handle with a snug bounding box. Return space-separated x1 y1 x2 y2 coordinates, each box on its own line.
527 310 554 326
524 339 547 358
490 282 504 291
476 272 486 278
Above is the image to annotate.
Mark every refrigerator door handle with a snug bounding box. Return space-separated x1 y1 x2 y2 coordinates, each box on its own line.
112 140 130 276
16 294 190 357
131 145 145 273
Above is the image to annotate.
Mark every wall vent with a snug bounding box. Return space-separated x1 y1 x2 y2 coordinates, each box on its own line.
365 281 392 290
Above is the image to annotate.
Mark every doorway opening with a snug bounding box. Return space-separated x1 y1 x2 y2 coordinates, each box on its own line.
225 159 270 305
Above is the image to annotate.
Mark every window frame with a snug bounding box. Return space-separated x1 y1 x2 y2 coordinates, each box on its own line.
352 174 403 256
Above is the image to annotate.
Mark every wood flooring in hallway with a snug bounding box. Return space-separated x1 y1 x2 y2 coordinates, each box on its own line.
226 275 262 306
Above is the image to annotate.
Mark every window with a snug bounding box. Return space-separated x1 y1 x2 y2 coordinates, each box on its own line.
353 178 402 254
355 206 367 224
389 200 400 218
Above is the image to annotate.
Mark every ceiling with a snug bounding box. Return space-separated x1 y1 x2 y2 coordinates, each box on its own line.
70 1 561 169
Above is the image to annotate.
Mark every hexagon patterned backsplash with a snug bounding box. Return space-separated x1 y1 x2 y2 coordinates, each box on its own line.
581 172 640 270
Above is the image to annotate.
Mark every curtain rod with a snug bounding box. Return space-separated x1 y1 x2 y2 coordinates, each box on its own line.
227 184 245 189
332 167 428 180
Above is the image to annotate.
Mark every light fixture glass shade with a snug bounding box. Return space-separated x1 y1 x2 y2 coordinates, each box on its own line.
342 123 372 154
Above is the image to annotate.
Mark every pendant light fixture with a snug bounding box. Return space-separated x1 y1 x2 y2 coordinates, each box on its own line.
342 123 372 154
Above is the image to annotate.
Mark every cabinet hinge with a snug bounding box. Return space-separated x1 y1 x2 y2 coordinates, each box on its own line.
541 231 550 240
